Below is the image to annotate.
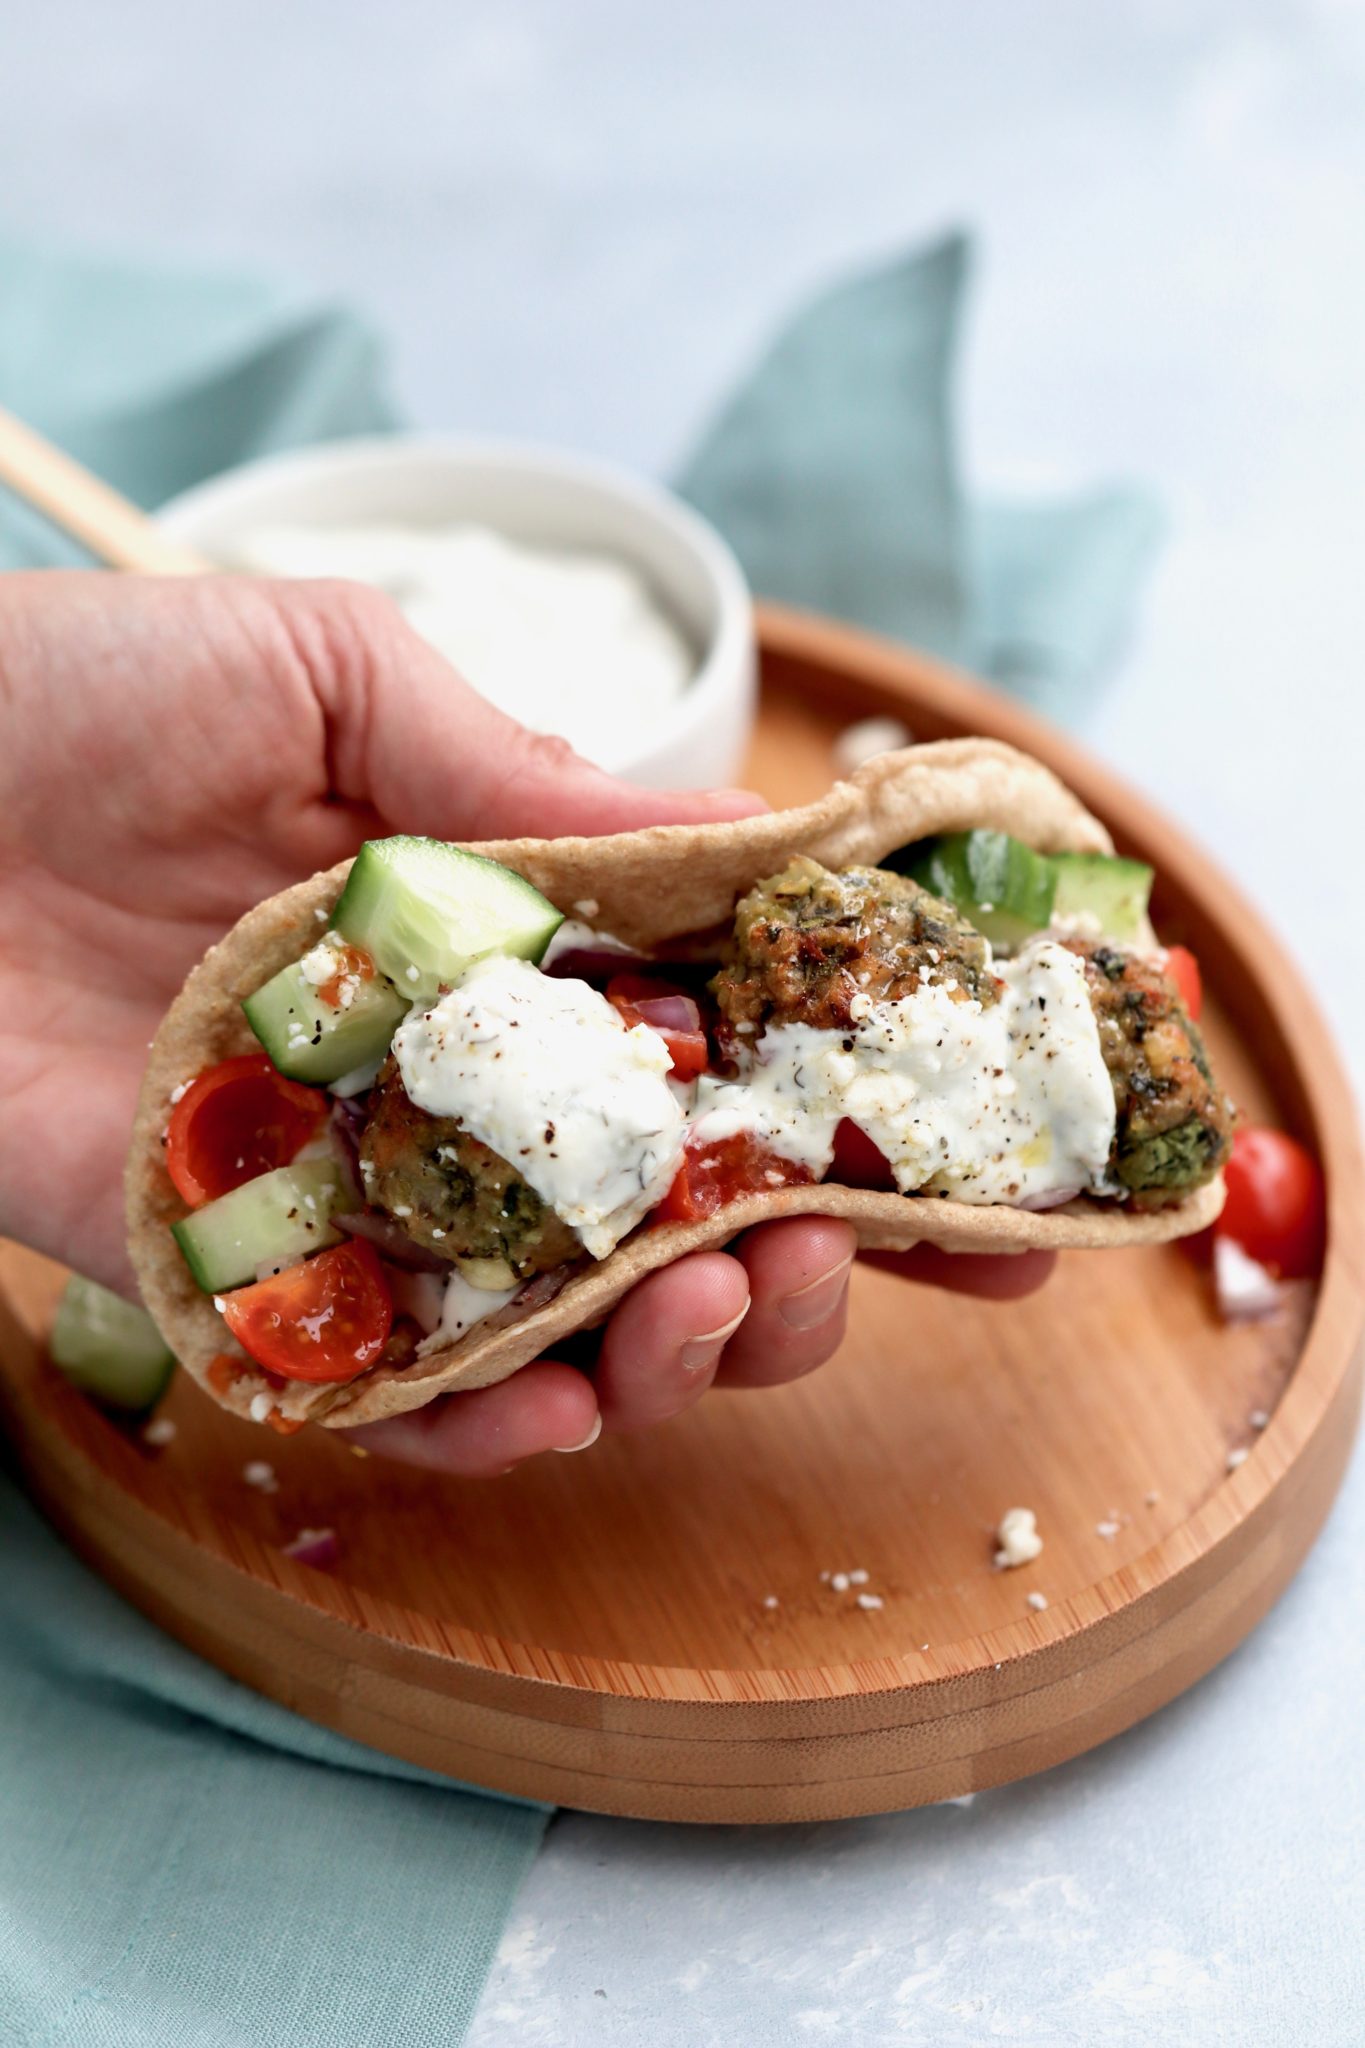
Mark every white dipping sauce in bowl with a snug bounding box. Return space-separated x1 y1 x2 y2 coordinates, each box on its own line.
233 522 696 769
157 436 756 787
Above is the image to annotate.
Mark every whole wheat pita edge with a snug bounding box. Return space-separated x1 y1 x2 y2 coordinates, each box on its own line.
126 741 1229 1430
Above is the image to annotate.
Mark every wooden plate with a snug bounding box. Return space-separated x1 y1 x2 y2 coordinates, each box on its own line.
2 605 1361 1823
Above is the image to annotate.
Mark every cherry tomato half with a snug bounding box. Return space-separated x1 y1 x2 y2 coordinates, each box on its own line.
1217 1125 1325 1280
221 1238 394 1383
607 973 710 1081
1164 944 1203 1021
829 1118 897 1191
654 1131 814 1224
165 1054 328 1208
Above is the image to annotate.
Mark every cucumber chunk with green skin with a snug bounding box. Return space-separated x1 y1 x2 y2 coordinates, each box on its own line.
1051 852 1152 944
891 831 1153 949
171 1158 349 1294
896 831 1057 950
244 957 406 1084
333 838 564 1004
50 1277 174 1413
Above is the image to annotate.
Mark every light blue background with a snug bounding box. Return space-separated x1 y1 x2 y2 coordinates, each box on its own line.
3 3 1362 2041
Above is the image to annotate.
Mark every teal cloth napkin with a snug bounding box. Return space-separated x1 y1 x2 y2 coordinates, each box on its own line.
0 228 1164 2046
676 233 1162 722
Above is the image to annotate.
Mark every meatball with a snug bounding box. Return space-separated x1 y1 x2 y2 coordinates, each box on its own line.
1068 942 1233 1208
711 855 998 1046
711 857 1230 1209
359 1057 581 1277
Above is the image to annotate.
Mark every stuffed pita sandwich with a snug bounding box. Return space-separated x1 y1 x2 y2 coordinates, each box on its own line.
126 740 1230 1430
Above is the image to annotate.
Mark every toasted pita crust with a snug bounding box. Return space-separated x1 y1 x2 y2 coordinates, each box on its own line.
126 741 1225 1427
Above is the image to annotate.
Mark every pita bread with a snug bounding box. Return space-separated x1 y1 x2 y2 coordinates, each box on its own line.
125 740 1225 1427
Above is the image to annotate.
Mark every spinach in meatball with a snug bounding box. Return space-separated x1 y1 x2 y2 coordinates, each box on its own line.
359 1056 581 1277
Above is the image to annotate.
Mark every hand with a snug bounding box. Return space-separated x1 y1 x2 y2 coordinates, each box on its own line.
0 571 1053 1473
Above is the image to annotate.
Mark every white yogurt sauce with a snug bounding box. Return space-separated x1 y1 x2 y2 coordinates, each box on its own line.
691 939 1116 1205
233 523 695 768
392 954 686 1259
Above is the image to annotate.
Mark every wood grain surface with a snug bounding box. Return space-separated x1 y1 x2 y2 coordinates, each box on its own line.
1 605 1360 1822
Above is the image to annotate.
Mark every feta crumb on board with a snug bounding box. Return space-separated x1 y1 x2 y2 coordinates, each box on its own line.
832 715 912 776
1026 1591 1049 1612
994 1507 1043 1568
142 1417 176 1447
243 1460 278 1492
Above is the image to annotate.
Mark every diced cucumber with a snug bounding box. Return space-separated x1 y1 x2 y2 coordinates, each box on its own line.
244 955 406 1083
897 831 1057 950
891 830 1153 949
50 1276 174 1413
171 1158 349 1294
333 838 564 1003
1051 852 1152 944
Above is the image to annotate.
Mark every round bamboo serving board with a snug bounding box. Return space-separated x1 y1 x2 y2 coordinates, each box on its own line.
2 605 1360 1824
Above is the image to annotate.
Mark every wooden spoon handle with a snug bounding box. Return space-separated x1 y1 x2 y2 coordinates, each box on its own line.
0 406 210 574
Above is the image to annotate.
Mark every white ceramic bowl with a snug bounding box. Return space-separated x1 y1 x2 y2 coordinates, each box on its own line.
157 435 756 789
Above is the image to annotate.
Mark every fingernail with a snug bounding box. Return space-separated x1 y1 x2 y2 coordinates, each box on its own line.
553 1413 602 1454
679 1304 749 1372
779 1256 854 1330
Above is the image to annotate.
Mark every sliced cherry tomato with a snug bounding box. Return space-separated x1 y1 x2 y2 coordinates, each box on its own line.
165 1053 327 1208
654 1130 814 1224
829 1117 897 1191
1164 944 1203 1021
221 1239 393 1383
1217 1125 1325 1279
607 973 710 1081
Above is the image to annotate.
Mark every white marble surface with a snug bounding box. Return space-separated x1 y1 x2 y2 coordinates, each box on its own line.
6 3 1363 2041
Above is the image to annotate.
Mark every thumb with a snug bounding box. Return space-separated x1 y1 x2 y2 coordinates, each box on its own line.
306 579 766 840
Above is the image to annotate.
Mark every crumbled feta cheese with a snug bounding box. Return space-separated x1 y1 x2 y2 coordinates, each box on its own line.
1214 1235 1282 1322
1095 1519 1121 1540
299 940 342 985
212 1295 227 1314
830 1572 850 1593
1249 1408 1270 1430
1226 1446 1249 1470
1026 1591 1049 1612
762 1595 779 1610
994 1507 1043 1568
248 1392 273 1424
243 1460 278 1491
848 1568 869 1586
168 1079 192 1106
572 899 600 919
856 1592 884 1611
832 715 912 775
142 1417 177 1446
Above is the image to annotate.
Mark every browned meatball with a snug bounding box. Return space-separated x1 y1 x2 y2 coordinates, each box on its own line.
359 1057 581 1277
1067 942 1233 1208
711 855 998 1048
711 858 1230 1209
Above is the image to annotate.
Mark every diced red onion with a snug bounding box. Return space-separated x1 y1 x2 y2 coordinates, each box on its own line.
328 1096 366 1178
389 1269 446 1335
630 994 702 1033
1214 1234 1282 1322
1014 1186 1082 1212
542 946 657 985
283 1527 339 1569
334 1210 447 1272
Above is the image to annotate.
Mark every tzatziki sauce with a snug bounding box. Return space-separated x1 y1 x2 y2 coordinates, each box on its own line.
392 954 687 1259
691 939 1116 1205
232 523 695 770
